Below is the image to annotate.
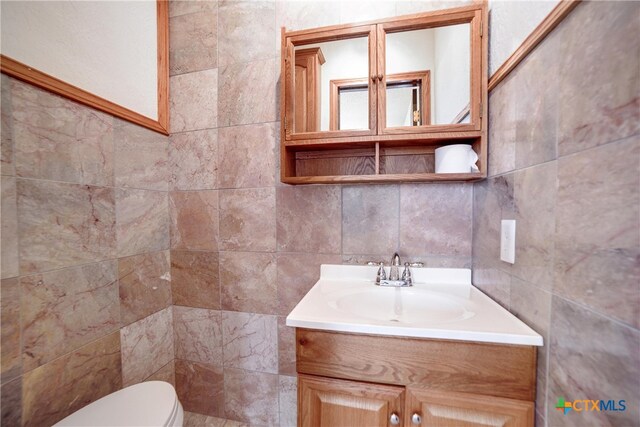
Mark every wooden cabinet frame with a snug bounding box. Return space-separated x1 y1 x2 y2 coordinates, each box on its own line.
280 3 488 184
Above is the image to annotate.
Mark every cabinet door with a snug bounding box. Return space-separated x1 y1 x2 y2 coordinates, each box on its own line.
405 388 534 427
298 374 405 427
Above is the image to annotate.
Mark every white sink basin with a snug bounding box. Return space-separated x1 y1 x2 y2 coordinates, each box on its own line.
328 287 475 324
286 264 543 346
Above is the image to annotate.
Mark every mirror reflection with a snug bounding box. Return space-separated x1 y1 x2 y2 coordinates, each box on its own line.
294 36 369 132
386 23 470 126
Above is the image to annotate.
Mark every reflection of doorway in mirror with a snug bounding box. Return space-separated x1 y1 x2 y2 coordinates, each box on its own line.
329 71 430 130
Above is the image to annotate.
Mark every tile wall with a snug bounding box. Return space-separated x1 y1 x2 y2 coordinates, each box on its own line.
473 2 639 426
0 76 174 426
167 1 474 425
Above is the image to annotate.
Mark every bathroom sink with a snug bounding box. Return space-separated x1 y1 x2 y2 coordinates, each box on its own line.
328 287 475 324
286 264 543 346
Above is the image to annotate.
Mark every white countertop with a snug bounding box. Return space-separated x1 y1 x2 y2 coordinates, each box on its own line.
286 264 543 346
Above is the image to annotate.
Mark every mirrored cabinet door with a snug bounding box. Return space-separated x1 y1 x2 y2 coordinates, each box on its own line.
285 25 377 140
378 8 482 134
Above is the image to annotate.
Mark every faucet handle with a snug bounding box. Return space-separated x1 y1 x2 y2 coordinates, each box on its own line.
409 262 424 268
375 262 387 285
366 261 382 266
401 262 413 286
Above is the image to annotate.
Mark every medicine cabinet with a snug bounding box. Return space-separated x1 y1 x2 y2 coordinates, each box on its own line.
280 4 487 184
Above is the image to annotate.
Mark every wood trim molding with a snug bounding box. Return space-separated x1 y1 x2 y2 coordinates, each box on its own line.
0 0 170 135
488 0 581 92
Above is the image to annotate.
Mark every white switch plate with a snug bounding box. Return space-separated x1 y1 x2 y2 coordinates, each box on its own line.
500 220 516 264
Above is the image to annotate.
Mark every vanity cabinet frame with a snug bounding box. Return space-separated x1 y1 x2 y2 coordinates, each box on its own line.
280 4 488 184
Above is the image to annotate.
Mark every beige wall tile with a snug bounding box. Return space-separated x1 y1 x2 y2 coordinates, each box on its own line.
116 188 170 257
1 176 18 278
0 278 21 384
218 123 276 189
171 250 220 309
170 7 218 76
21 261 119 371
219 188 276 251
22 332 122 427
171 69 218 133
170 190 219 251
176 359 224 418
224 368 279 426
118 251 172 326
279 375 297 427
218 1 275 67
174 306 223 366
18 179 116 274
220 251 277 314
1 75 15 176
169 129 218 191
121 307 174 386
276 186 342 254
1 377 21 427
222 311 278 374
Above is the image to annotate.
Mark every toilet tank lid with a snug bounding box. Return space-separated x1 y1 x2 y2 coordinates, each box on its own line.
54 381 179 427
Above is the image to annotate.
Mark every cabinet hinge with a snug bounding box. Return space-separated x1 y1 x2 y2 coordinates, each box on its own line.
480 21 483 37
284 118 287 131
479 103 483 118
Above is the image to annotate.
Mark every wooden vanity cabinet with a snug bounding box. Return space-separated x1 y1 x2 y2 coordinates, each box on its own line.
295 329 536 427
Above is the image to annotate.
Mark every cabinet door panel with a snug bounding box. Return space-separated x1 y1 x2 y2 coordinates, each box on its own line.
299 374 405 427
406 388 533 427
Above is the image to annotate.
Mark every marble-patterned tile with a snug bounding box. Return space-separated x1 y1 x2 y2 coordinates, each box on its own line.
118 250 172 326
547 297 640 427
116 188 169 257
17 179 116 274
395 0 473 15
21 261 119 371
510 277 551 415
276 186 342 254
218 1 275 67
169 129 218 191
471 261 511 310
174 306 223 366
1 377 21 427
176 359 224 418
219 187 276 251
170 69 218 133
1 176 18 278
487 72 517 177
1 278 21 384
557 1 640 156
145 360 175 387
224 368 279 426
1 75 15 176
277 316 296 376
120 307 174 386
276 1 340 41
218 58 277 127
170 7 218 76
554 137 639 328
279 375 297 427
218 122 276 189
170 190 219 251
220 251 277 314
339 1 396 23
171 250 220 309
399 184 472 257
342 185 399 255
114 120 169 191
169 0 216 18
514 31 558 169
183 411 228 427
22 331 122 427
511 161 556 290
277 252 342 316
222 311 278 374
472 174 515 271
10 79 115 186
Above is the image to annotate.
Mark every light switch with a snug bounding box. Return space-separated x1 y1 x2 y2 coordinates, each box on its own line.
500 220 516 264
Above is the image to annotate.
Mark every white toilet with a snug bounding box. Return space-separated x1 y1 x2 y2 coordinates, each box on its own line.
54 381 184 427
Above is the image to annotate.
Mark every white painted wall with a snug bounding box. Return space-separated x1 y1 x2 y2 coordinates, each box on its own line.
0 1 158 119
433 23 470 123
488 0 560 74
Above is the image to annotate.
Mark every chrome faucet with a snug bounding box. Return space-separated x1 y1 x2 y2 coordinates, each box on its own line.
373 253 414 287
